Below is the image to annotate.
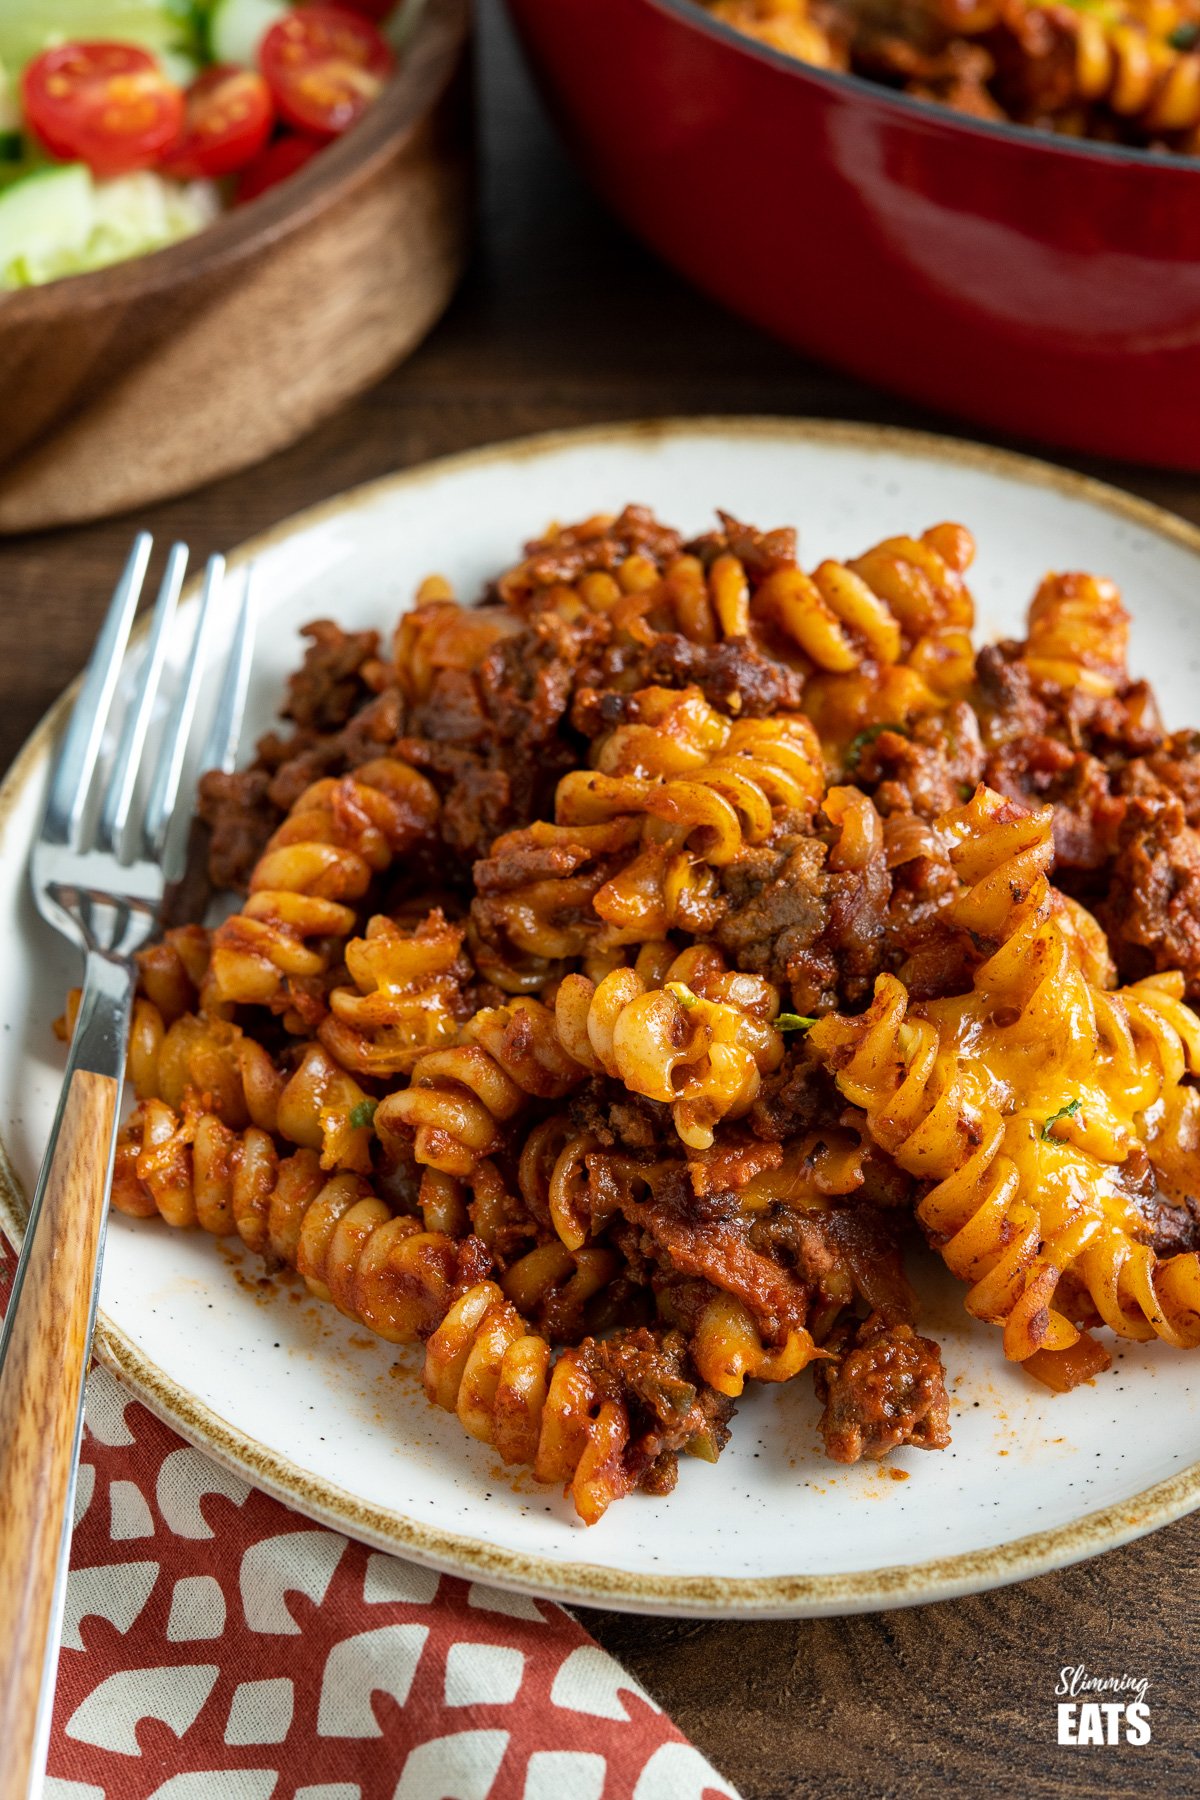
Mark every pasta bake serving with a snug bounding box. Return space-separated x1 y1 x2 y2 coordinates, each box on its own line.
70 504 1200 1524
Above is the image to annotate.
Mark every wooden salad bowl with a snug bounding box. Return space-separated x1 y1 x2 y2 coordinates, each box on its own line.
0 0 472 533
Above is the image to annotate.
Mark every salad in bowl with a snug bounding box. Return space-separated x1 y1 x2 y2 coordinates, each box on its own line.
0 0 411 288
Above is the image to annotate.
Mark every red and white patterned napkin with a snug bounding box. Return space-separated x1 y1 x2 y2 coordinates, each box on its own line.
0 1244 740 1800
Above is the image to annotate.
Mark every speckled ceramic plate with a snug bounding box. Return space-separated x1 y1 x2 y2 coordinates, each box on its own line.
3 419 1200 1618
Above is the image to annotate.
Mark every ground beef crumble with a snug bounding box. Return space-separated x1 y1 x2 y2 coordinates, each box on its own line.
814 1314 951 1463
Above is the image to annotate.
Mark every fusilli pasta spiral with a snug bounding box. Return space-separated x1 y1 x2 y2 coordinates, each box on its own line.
318 908 474 1078
425 1285 731 1523
472 688 824 971
392 591 518 703
127 1001 284 1129
375 998 584 1176
809 785 1200 1379
206 758 440 1017
556 691 823 940
424 1282 631 1524
113 1099 474 1341
127 1004 378 1175
554 943 784 1149
1020 571 1132 698
753 525 977 753
1069 6 1200 134
135 925 212 1026
689 1290 822 1397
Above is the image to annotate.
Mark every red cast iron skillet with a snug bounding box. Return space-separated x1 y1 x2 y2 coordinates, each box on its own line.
505 0 1200 469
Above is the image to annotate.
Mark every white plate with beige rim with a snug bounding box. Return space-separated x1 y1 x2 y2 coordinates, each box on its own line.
2 418 1200 1618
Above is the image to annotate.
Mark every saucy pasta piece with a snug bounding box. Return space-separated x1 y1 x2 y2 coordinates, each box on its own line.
808 785 1200 1382
206 758 440 1021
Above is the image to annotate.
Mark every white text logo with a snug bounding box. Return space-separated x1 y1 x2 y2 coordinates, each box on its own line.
1055 1667 1151 1745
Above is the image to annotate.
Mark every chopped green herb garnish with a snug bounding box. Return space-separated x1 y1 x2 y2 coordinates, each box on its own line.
666 981 700 1009
776 1013 818 1032
1041 1098 1081 1140
349 1099 378 1131
845 721 907 770
1170 21 1200 48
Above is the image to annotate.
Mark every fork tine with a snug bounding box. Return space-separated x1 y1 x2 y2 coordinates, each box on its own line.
141 554 226 862
96 543 189 859
42 533 152 849
199 562 257 779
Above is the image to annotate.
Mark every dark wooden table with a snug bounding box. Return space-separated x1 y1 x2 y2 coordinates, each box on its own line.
3 5 1198 1794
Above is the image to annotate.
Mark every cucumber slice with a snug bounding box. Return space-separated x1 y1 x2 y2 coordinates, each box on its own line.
208 0 287 65
157 47 201 87
385 0 422 52
0 56 17 136
0 162 93 281
0 2 200 71
89 169 219 251
0 168 220 287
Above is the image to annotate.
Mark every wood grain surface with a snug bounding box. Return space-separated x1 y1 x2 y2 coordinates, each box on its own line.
0 3 1197 1792
0 1069 118 1800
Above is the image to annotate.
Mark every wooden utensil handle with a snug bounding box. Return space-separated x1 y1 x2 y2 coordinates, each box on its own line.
0 954 128 1800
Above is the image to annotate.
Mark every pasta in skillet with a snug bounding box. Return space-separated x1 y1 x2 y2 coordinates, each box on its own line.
699 0 1200 156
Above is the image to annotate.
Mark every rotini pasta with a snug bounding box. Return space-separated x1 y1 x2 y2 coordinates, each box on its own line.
423 1283 628 1523
471 688 824 975
124 1001 378 1174
808 784 1200 1382
696 0 1200 154
425 1287 731 1523
556 691 824 940
392 590 518 704
765 526 977 756
374 997 584 1175
752 523 974 678
1019 572 1132 698
113 1099 472 1340
81 502 1200 1524
127 1001 284 1129
205 758 440 1019
135 925 212 1026
318 908 474 1078
554 943 784 1149
689 1290 821 1397
1043 0 1200 136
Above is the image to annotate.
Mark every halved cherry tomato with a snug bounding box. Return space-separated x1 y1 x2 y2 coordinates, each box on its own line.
334 0 398 18
235 130 324 203
22 42 184 177
160 66 275 181
259 6 395 140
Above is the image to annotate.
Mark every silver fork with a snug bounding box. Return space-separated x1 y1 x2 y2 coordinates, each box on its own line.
0 537 255 1800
